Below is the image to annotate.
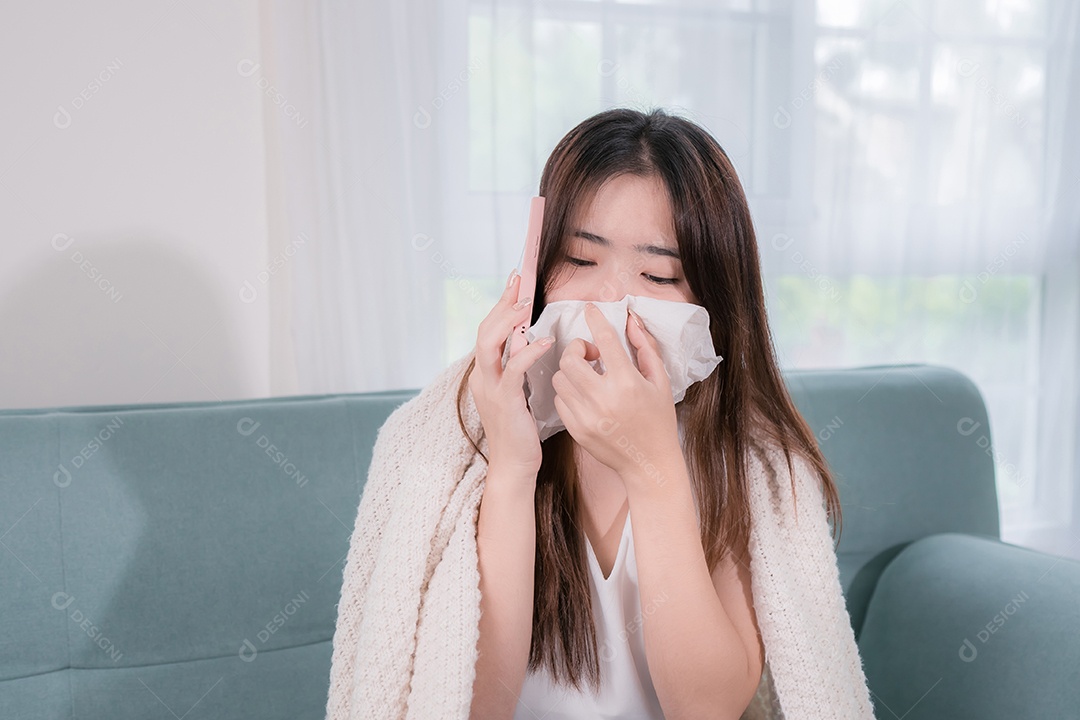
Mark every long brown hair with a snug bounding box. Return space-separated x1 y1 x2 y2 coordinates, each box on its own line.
454 107 842 692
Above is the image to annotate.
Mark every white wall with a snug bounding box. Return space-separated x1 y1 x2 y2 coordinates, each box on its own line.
0 0 273 409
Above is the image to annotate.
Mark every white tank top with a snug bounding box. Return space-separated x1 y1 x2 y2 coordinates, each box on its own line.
513 414 691 720
512 507 666 719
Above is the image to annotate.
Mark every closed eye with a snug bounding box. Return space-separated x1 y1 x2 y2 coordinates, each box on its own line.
566 257 679 285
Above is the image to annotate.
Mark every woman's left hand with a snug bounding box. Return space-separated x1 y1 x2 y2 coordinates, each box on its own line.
551 302 681 488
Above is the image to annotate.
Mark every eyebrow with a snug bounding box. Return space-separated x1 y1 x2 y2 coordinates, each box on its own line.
571 230 681 260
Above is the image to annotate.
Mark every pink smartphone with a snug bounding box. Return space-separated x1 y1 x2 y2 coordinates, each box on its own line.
509 195 545 358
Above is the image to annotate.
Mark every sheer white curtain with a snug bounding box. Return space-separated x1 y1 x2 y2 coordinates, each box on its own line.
259 0 1080 557
258 0 447 395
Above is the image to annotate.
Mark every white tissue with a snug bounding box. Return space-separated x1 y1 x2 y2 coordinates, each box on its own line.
523 295 723 442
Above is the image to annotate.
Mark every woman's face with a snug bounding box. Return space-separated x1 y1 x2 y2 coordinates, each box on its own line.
545 173 698 305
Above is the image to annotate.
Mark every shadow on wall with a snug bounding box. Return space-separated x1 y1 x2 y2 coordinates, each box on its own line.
0 232 245 410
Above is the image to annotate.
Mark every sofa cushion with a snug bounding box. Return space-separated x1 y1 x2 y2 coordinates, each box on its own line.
858 532 1080 719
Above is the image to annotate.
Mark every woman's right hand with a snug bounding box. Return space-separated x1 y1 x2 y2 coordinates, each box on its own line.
469 268 556 477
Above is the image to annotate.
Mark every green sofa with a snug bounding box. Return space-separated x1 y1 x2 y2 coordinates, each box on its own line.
1 363 1077 719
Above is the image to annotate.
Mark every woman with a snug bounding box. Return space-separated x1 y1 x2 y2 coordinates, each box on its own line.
462 107 852 719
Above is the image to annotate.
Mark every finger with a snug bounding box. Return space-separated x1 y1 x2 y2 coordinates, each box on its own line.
561 338 604 388
551 362 587 409
557 338 608 412
476 276 533 378
626 309 671 390
475 268 520 373
582 302 633 374
503 266 521 302
504 334 555 380
552 392 578 436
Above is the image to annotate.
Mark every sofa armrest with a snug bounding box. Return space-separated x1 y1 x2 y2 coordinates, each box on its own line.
857 532 1080 720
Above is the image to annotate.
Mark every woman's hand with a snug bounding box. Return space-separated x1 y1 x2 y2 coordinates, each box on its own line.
551 302 681 489
468 269 556 478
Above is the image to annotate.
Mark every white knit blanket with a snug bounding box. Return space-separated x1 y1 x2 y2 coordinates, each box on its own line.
325 348 876 719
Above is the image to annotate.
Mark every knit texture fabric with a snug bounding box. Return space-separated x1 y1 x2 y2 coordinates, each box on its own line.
325 348 876 719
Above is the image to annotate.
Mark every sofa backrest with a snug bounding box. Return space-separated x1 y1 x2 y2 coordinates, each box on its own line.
783 363 1000 634
0 363 998 719
0 391 410 720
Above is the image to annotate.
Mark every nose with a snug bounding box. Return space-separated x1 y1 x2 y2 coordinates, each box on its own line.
585 258 635 304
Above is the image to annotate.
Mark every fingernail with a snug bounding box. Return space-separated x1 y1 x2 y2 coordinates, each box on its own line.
539 335 555 345
507 268 519 288
513 296 532 310
629 308 644 329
